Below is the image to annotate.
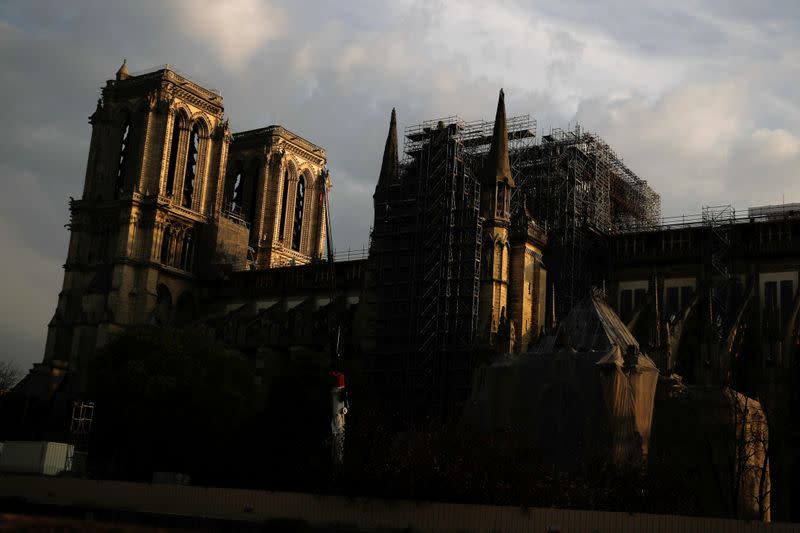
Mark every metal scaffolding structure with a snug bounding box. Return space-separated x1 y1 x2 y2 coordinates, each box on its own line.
368 118 483 417
506 124 661 318
67 400 94 473
511 125 660 232
368 114 662 415
703 204 736 344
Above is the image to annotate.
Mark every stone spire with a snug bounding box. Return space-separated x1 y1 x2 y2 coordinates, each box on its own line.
374 108 399 199
116 58 130 81
483 89 513 187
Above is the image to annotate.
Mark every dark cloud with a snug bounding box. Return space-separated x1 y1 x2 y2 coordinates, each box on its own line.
1 0 798 370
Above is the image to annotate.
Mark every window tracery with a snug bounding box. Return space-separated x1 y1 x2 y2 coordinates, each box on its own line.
182 124 200 208
114 114 132 198
278 169 290 240
292 175 305 251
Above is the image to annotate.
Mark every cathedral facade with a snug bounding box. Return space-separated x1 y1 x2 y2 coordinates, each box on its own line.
38 61 331 381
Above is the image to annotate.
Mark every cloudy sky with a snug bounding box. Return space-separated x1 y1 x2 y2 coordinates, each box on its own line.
1 0 798 370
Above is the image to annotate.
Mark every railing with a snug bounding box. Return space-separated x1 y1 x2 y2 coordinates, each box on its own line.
127 64 222 96
615 206 800 234
221 202 249 228
330 247 369 262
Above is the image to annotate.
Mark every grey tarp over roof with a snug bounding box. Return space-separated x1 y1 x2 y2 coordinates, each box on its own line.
463 293 657 467
555 294 639 353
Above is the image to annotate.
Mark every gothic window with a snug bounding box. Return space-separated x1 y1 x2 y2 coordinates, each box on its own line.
179 231 195 272
115 114 132 198
229 161 244 214
292 176 305 252
182 124 200 208
781 280 795 325
278 170 289 241
160 229 171 265
165 118 182 196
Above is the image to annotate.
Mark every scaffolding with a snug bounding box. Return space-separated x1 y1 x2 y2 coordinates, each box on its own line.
367 117 483 418
703 204 736 343
508 124 661 317
513 125 661 232
407 119 483 415
67 400 94 473
367 113 661 416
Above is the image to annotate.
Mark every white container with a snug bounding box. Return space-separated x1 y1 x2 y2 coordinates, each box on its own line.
0 441 73 476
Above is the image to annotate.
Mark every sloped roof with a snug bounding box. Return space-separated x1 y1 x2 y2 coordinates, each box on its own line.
556 293 639 352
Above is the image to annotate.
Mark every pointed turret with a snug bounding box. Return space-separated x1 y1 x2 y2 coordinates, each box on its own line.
483 89 513 187
116 58 129 81
374 108 399 199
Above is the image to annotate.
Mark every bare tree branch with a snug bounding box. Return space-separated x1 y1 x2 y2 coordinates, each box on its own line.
0 360 22 390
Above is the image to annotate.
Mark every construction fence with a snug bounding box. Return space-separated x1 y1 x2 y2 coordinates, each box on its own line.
0 474 797 532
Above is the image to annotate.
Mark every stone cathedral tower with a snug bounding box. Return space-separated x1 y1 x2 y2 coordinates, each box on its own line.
35 62 330 384
478 89 547 352
479 89 515 338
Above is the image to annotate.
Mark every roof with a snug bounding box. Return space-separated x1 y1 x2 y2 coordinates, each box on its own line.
555 293 639 352
231 125 326 160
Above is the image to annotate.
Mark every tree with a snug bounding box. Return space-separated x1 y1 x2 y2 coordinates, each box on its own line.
87 326 261 482
0 360 22 391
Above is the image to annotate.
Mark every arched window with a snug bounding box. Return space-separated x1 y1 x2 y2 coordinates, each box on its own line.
182 124 200 208
160 229 172 264
179 230 195 272
292 175 305 251
229 161 244 214
114 114 132 198
165 118 182 196
278 169 289 240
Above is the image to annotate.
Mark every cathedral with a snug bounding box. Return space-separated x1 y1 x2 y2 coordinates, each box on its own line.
37 61 331 383
30 62 547 403
10 61 800 519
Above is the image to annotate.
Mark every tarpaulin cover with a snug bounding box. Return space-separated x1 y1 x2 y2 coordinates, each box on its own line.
463 294 658 466
596 345 659 463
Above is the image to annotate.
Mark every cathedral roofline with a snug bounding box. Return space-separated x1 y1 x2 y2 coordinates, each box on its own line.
232 125 326 162
104 64 224 116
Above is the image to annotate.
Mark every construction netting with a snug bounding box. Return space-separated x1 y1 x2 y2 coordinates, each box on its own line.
596 345 659 464
463 294 659 467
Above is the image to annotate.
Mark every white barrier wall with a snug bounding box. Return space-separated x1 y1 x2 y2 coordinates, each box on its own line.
0 442 72 476
0 474 796 532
